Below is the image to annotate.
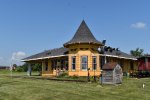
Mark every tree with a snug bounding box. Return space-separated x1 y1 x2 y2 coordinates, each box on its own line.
15 63 42 72
12 64 17 70
13 64 17 68
130 48 144 57
31 63 42 71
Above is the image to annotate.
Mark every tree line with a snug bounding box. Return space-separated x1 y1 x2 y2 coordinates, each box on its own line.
13 63 41 72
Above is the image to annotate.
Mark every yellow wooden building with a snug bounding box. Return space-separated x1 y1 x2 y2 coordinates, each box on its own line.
22 20 137 76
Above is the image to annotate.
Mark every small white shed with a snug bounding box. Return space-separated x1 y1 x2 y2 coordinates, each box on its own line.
102 62 123 84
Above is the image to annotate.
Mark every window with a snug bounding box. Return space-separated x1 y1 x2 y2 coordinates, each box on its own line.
92 56 97 70
72 56 76 70
81 56 88 70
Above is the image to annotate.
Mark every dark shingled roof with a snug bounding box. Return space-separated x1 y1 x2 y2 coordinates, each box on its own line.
102 62 118 70
104 50 136 59
99 46 136 59
64 20 103 47
22 47 68 61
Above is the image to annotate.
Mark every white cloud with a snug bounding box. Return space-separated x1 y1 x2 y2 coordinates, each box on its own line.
11 51 26 61
131 22 146 29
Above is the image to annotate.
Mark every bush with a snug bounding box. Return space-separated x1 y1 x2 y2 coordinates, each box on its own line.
57 72 68 78
72 75 79 79
90 76 99 82
15 67 24 72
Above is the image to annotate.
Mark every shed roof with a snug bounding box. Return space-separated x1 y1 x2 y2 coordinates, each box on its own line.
102 62 118 70
64 20 103 47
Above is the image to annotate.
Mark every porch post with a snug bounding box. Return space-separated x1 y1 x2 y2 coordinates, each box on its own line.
48 60 52 71
27 63 32 76
104 56 107 64
42 61 45 71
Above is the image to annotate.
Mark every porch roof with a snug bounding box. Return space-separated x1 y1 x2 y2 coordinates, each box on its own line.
22 47 68 62
103 50 137 60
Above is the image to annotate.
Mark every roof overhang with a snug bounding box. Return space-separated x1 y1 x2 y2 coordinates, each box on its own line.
64 42 103 48
21 55 68 62
100 54 137 60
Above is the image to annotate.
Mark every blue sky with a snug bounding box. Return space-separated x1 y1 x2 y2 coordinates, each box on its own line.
0 0 150 66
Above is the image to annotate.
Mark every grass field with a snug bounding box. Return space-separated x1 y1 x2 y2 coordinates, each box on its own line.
0 70 150 100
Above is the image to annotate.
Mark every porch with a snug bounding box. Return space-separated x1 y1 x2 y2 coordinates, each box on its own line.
41 56 68 76
27 56 68 77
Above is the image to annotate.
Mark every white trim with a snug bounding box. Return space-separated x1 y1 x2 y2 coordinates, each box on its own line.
99 54 137 60
21 55 67 62
71 56 76 71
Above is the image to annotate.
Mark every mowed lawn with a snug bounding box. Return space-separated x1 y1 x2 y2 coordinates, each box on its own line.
0 71 150 100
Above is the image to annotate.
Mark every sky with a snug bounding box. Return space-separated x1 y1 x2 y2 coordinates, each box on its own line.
0 0 150 66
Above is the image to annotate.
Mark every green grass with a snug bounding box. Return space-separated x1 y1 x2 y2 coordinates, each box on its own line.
0 70 40 76
0 70 150 100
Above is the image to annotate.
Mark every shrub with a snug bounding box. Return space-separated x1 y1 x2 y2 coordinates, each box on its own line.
15 67 24 72
57 72 68 78
72 75 79 79
90 76 99 82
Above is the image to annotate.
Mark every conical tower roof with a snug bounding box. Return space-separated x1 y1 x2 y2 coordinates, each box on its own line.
64 20 103 47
